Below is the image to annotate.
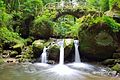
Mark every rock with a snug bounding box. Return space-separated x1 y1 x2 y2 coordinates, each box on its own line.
113 53 120 59
2 50 18 58
4 58 18 63
112 63 120 72
16 55 22 59
102 59 115 65
48 44 60 61
78 23 116 61
9 51 18 57
32 40 45 58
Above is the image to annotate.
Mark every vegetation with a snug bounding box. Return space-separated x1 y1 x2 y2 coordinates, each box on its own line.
0 0 120 64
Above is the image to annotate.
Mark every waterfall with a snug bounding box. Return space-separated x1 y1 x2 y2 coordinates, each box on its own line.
41 47 48 63
58 40 64 65
74 40 81 63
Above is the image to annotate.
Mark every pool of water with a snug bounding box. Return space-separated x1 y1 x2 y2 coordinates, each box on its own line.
0 63 120 80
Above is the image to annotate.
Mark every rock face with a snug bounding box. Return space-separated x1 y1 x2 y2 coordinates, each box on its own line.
78 23 117 61
32 40 45 58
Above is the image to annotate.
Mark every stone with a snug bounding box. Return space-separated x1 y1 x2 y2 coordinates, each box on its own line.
113 53 120 59
78 23 116 61
32 40 45 58
102 59 115 65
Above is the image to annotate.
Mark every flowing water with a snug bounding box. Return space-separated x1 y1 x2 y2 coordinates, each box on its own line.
41 47 48 63
74 40 81 63
0 39 120 80
59 40 64 65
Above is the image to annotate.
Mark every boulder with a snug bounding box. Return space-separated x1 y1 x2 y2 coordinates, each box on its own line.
32 40 45 58
78 23 117 61
102 59 115 65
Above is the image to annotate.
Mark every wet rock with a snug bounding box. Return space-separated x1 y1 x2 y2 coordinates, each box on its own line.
4 58 18 63
102 59 115 65
48 44 60 61
32 40 45 58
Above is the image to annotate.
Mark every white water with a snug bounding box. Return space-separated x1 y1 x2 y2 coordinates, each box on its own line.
74 40 81 63
59 40 64 65
41 47 48 63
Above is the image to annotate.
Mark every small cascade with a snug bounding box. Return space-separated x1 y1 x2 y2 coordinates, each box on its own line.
74 40 81 63
58 40 64 65
41 47 48 63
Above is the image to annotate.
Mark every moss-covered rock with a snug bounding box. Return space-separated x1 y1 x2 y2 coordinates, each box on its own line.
78 23 117 61
102 59 115 65
48 44 60 61
32 40 45 58
112 63 120 72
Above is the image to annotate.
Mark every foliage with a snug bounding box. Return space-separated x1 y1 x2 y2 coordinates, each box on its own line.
86 0 109 11
109 0 120 10
0 0 12 27
78 15 120 32
22 0 43 16
0 27 25 48
53 15 76 38
103 16 120 32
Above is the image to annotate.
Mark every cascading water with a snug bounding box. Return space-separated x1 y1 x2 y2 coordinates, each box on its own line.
58 40 64 65
74 40 81 63
41 47 48 63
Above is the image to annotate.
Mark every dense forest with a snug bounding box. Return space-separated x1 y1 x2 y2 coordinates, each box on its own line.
0 0 120 75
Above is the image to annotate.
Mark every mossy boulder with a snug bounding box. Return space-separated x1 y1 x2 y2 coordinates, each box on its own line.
78 23 116 60
32 40 45 58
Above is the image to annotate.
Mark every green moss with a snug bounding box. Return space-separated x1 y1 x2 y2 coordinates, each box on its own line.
112 63 120 72
0 58 4 64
